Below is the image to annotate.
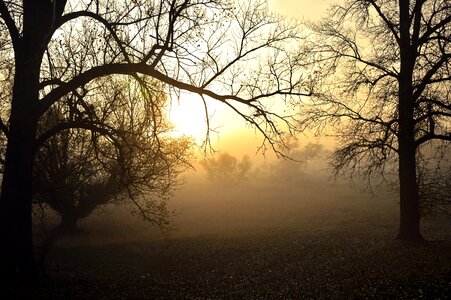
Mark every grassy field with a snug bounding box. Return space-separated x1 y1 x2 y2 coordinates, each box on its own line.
26 182 451 299
30 219 450 299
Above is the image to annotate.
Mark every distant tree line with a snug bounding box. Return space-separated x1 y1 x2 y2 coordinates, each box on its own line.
200 142 328 185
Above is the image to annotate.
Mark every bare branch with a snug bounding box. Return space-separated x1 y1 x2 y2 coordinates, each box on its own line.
0 0 20 51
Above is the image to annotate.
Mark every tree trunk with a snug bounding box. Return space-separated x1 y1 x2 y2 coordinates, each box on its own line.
0 1 54 284
397 72 422 241
0 74 39 285
397 137 423 241
396 0 423 241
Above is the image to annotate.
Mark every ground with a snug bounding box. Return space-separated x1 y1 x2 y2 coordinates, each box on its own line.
39 239 450 299
22 182 451 298
32 221 451 298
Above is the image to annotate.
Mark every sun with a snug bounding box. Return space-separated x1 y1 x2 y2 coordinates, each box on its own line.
167 92 212 141
167 92 257 147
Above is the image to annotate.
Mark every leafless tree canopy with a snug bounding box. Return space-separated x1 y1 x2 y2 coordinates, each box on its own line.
301 0 450 183
299 0 450 223
0 0 311 150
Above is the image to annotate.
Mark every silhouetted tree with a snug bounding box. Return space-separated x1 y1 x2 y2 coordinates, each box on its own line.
33 77 192 234
301 0 450 241
0 0 310 283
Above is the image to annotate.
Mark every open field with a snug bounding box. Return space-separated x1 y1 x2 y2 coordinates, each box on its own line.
26 179 451 299
32 219 451 299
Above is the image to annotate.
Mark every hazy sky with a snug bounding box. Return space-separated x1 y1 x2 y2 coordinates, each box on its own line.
269 0 339 20
168 0 340 154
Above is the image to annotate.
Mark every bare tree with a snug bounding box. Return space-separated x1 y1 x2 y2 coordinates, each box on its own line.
33 76 192 234
0 0 309 284
300 0 450 241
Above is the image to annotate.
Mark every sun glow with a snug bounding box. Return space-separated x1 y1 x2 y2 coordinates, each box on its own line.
167 92 223 143
166 91 294 155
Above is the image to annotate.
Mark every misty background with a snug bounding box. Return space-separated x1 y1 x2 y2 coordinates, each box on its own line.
36 138 418 246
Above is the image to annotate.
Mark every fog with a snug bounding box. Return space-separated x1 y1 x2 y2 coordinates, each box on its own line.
41 140 408 247
32 140 450 299
167 145 398 238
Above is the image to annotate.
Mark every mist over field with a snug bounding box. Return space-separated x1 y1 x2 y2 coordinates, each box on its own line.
41 140 443 244
27 139 450 299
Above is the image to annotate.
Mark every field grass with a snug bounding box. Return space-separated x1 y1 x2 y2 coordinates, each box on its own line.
27 189 451 299
28 221 450 299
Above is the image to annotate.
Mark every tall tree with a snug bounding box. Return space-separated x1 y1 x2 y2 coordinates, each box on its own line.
301 0 450 241
0 0 309 284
